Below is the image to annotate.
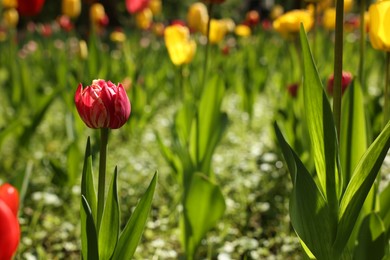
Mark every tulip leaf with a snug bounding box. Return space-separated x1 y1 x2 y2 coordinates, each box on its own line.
300 25 341 209
183 172 225 257
353 212 386 260
379 182 390 232
274 123 334 259
112 172 157 259
190 76 228 176
340 81 367 187
334 120 390 254
98 167 120 260
81 137 97 260
81 195 99 260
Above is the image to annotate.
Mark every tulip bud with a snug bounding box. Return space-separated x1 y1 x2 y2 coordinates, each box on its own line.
3 8 19 28
148 0 161 15
164 25 196 66
234 24 251 37
135 8 153 30
187 2 208 33
78 40 88 60
75 80 131 129
368 0 390 52
287 83 299 98
62 0 81 18
90 3 105 26
327 71 353 96
273 9 314 38
322 8 336 30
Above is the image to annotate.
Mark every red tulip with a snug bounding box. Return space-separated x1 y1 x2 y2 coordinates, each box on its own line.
126 0 149 14
0 184 19 217
327 71 353 96
287 83 299 98
17 0 46 16
75 79 131 129
245 10 260 27
0 200 20 260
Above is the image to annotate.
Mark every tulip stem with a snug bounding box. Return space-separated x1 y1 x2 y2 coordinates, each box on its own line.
358 0 366 88
384 52 390 127
200 2 214 99
333 0 344 142
97 127 109 232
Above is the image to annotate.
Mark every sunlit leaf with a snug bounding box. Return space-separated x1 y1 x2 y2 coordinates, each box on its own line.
81 195 99 260
98 167 120 260
112 172 157 259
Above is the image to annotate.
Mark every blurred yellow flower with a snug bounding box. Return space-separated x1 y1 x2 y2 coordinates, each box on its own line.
221 18 236 33
3 8 19 28
273 10 314 37
187 2 208 34
62 0 81 18
90 3 105 25
2 0 17 8
270 4 284 20
78 40 88 60
152 22 165 37
344 0 353 13
110 31 126 43
149 0 162 15
209 19 228 44
234 24 251 37
136 8 153 30
164 25 196 66
322 8 336 30
368 0 390 52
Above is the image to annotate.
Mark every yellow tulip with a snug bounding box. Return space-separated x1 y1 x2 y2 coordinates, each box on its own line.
2 0 17 8
110 31 126 43
152 22 165 37
368 0 390 52
136 8 153 30
78 40 88 60
208 19 228 44
344 0 353 13
270 4 284 20
221 18 236 33
322 8 336 30
235 24 251 37
3 8 19 28
164 25 196 66
273 9 314 37
62 0 81 18
187 2 208 34
149 0 162 15
90 3 105 25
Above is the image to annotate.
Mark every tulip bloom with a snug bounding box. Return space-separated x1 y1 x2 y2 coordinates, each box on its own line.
62 0 81 18
2 0 17 8
208 19 228 44
3 8 19 29
17 0 45 16
368 0 390 52
245 10 260 27
0 184 20 260
89 3 105 26
187 2 208 34
126 0 149 14
148 0 161 15
75 80 131 129
327 71 353 96
322 8 336 30
135 8 153 30
164 25 196 66
235 24 251 37
273 10 314 37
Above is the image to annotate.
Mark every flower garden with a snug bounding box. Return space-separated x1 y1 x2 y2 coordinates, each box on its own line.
1 0 390 259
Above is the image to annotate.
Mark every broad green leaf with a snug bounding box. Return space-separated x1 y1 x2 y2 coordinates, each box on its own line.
112 172 157 259
300 25 341 208
81 137 97 222
340 81 367 187
335 120 390 254
353 212 386 260
98 168 120 260
81 195 99 260
379 182 390 232
183 173 225 257
66 141 82 187
274 123 334 259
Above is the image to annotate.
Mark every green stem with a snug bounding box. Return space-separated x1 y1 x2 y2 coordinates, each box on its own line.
333 0 344 142
384 52 390 127
200 3 214 99
97 127 109 232
358 0 366 88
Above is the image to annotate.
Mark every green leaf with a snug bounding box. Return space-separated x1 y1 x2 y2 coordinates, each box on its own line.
353 212 386 260
379 182 390 232
66 141 82 187
81 195 99 260
183 173 225 257
98 167 120 260
335 120 390 254
274 123 334 259
340 81 367 187
300 25 341 209
81 137 97 260
112 172 158 259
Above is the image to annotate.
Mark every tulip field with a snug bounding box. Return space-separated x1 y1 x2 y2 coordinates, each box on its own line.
1 0 390 259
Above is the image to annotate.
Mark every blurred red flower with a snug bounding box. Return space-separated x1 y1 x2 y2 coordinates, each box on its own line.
327 71 353 96
17 0 46 16
0 184 19 217
287 83 299 98
126 0 149 14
